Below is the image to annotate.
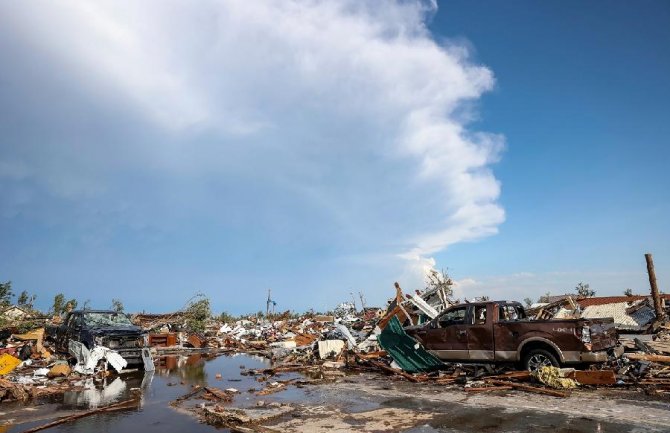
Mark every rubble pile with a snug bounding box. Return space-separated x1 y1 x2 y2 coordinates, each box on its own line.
4 283 670 411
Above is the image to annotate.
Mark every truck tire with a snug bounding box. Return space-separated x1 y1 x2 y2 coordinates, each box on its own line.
523 348 559 371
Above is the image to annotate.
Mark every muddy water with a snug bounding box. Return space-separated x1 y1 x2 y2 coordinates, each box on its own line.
1 354 666 433
3 353 278 433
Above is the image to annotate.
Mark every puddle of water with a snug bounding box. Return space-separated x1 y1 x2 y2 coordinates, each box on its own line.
3 352 285 433
4 355 663 433
387 398 662 433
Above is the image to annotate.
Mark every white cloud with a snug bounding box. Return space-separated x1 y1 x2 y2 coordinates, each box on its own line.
0 0 505 306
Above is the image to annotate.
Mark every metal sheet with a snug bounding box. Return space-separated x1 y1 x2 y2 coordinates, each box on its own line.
377 316 443 373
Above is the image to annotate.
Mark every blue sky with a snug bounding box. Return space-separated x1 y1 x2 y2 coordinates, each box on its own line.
1 1 668 314
429 0 670 300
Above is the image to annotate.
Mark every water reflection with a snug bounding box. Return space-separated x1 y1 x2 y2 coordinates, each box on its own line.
155 354 207 384
6 353 273 433
63 377 129 408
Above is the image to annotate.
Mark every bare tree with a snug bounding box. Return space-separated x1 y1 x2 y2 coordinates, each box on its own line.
425 268 453 297
111 299 124 312
575 282 595 298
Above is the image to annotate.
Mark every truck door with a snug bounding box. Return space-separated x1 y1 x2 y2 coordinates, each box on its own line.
427 305 469 360
493 303 525 361
467 304 494 360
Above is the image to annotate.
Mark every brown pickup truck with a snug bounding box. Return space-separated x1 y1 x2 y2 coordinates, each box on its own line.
405 300 623 370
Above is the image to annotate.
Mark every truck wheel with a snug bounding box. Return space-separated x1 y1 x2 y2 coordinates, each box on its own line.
523 349 559 371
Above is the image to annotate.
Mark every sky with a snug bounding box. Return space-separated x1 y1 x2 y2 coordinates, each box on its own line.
1 1 668 314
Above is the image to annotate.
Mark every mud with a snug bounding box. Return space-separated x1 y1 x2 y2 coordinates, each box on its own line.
2 353 669 433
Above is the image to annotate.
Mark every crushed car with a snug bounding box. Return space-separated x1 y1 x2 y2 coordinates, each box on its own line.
46 310 149 368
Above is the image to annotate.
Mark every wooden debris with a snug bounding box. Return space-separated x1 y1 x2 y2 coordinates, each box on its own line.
465 385 513 393
173 385 203 403
626 353 670 363
566 370 616 385
201 405 294 430
21 398 139 433
364 359 423 383
203 386 234 401
484 379 569 398
256 384 286 396
488 370 531 381
356 351 388 360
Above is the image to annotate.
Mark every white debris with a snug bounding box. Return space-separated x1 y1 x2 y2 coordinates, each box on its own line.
406 294 439 319
335 324 357 350
142 347 155 372
269 341 297 349
317 340 345 359
33 368 50 377
69 341 128 374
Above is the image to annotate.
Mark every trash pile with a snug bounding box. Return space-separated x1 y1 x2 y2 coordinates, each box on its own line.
0 327 75 403
0 324 151 403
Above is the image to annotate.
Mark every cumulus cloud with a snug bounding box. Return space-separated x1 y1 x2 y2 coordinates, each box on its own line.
0 0 504 308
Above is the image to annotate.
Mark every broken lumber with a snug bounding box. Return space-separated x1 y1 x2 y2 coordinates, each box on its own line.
488 371 531 381
566 370 616 385
465 385 513 393
203 386 234 401
626 353 670 363
484 379 569 398
21 398 138 433
363 358 422 383
173 385 203 403
356 351 387 360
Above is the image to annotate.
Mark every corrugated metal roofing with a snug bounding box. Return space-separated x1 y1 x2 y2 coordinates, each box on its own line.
377 316 443 373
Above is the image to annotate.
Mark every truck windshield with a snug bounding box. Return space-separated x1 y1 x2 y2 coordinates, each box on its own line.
83 312 134 328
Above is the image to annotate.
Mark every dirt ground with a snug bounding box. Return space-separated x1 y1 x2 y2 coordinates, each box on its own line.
260 373 670 433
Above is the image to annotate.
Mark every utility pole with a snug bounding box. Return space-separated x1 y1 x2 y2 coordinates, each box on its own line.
358 291 367 310
350 292 358 313
645 253 666 324
266 289 271 319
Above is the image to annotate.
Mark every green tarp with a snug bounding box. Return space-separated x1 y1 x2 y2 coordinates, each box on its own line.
377 316 444 373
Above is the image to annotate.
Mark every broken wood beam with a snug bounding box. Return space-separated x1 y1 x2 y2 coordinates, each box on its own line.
488 371 532 381
363 358 423 383
566 370 616 385
21 398 139 433
484 379 569 398
646 253 666 323
626 353 670 363
203 386 234 401
465 385 513 393
356 351 387 360
173 385 203 403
